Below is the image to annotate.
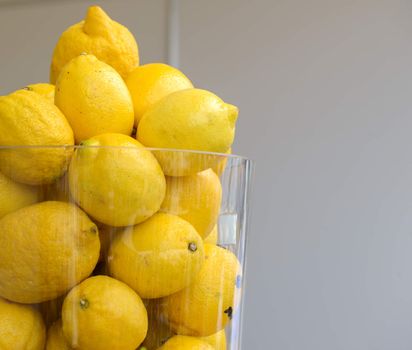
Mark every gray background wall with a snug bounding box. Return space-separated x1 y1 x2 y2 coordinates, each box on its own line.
178 1 412 349
2 1 412 349
0 0 168 94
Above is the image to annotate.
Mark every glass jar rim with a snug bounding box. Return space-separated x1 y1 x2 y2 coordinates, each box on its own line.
0 145 251 161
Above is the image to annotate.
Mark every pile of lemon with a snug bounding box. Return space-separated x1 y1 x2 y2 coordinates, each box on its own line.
0 6 241 350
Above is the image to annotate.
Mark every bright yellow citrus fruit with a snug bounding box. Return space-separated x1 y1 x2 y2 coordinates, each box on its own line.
109 213 204 299
50 5 139 83
137 88 238 176
55 54 134 143
158 336 213 350
62 275 148 350
126 63 193 125
137 88 237 151
0 201 100 303
24 83 55 104
0 89 74 185
161 169 222 238
164 244 241 337
68 133 166 227
200 330 227 350
0 171 39 219
0 297 46 350
46 320 72 350
204 225 218 245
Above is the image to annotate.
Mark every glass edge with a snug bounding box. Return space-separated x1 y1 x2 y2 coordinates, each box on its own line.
237 159 255 350
0 145 254 161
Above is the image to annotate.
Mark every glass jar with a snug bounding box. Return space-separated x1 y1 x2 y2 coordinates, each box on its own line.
0 146 253 350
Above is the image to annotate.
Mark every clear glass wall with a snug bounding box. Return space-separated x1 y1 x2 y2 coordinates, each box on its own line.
0 146 252 350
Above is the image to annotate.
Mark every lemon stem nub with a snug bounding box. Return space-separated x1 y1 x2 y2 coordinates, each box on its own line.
79 298 89 310
83 6 112 36
188 242 197 252
224 306 233 320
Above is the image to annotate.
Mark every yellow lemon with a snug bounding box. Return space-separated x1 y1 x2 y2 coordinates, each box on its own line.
137 89 238 176
204 225 218 245
138 89 238 152
0 201 100 303
0 89 74 185
50 5 139 83
200 330 227 350
24 83 55 104
109 213 204 299
161 169 222 238
62 275 148 350
46 320 72 350
55 54 134 143
164 244 241 337
0 170 39 218
141 299 174 350
126 63 193 125
157 336 213 350
0 297 46 350
68 133 166 227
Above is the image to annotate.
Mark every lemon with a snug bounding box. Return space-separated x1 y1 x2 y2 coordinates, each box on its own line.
126 63 193 125
138 89 238 152
200 330 227 350
137 89 238 176
46 320 72 350
0 297 46 350
50 5 139 83
157 336 213 350
0 89 74 185
109 213 204 299
164 244 241 336
24 83 55 104
0 201 100 303
0 170 39 218
55 54 134 143
204 225 218 245
161 169 222 238
62 275 148 350
68 133 166 227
